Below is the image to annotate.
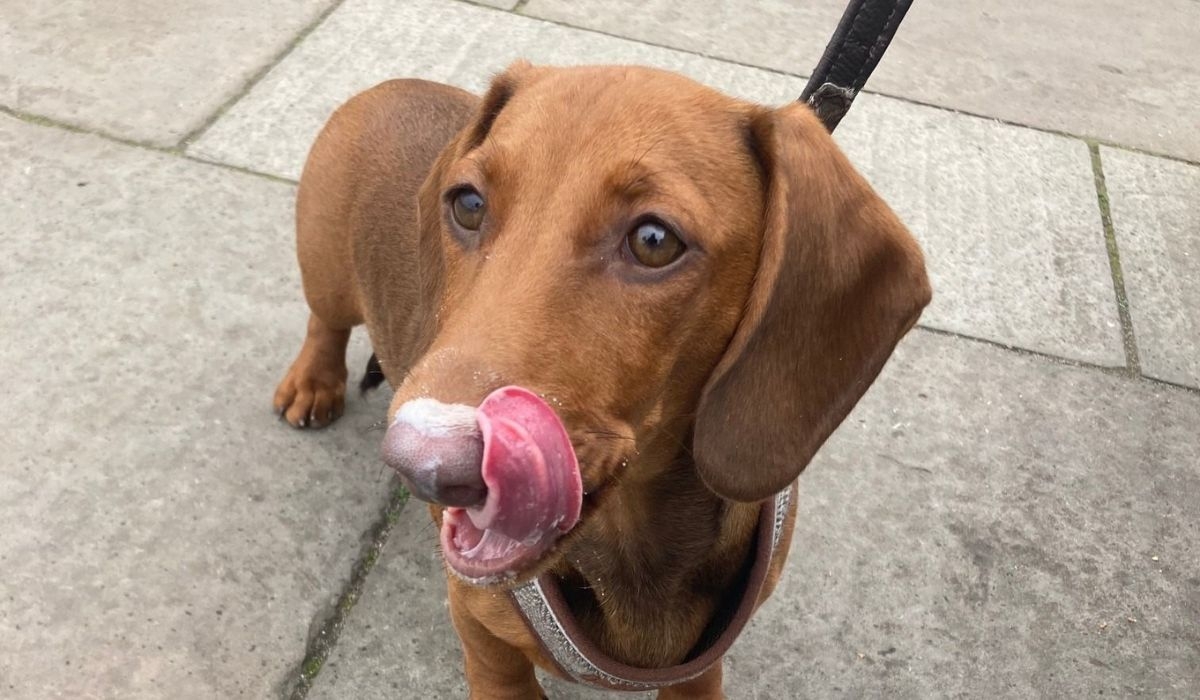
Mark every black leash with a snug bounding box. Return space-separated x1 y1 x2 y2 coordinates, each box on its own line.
800 0 914 132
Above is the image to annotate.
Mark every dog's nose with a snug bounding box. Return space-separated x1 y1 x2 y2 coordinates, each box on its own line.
382 399 487 507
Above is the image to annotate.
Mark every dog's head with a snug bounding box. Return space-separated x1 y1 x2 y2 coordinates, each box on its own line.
382 63 930 585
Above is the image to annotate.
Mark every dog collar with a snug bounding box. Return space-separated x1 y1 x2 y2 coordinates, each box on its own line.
509 483 795 691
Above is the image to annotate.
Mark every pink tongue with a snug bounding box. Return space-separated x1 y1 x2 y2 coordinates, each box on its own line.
468 387 582 542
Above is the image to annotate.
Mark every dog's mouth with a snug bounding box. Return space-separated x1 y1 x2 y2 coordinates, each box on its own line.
439 386 583 585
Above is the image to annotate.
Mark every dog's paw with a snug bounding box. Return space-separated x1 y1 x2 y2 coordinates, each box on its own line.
273 355 348 429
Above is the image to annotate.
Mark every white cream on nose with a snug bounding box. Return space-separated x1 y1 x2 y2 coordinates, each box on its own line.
393 398 479 437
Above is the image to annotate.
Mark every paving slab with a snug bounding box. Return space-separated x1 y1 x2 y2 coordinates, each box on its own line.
521 0 1200 163
191 0 1124 366
187 0 805 180
0 115 394 698
309 329 1200 698
1101 148 1200 389
834 96 1125 366
0 0 338 146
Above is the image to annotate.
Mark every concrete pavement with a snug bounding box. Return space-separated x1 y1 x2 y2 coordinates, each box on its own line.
1 0 1197 697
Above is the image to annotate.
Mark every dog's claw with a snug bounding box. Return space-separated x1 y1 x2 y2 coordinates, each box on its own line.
273 358 347 430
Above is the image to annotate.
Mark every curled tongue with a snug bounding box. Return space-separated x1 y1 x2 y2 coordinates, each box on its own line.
467 387 582 543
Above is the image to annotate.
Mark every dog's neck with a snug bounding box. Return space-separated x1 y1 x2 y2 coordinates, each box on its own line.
552 456 760 668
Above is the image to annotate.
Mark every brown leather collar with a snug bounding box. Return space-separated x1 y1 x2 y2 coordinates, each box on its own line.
509 483 795 691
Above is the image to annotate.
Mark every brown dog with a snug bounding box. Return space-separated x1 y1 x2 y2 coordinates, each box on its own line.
274 62 930 698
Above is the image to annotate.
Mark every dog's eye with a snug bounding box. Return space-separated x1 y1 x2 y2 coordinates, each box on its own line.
451 188 486 231
626 220 685 268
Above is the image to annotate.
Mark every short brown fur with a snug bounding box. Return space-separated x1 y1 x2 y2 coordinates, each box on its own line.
275 63 930 698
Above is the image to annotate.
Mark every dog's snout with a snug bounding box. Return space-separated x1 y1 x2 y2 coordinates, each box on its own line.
383 399 487 507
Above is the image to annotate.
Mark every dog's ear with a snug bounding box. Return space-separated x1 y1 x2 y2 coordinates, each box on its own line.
693 102 931 502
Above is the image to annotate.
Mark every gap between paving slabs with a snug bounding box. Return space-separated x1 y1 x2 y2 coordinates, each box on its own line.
0 105 299 188
176 0 353 152
288 481 411 699
1088 143 1142 375
0 0 350 165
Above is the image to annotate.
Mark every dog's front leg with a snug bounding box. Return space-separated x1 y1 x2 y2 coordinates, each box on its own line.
448 581 545 700
658 662 724 700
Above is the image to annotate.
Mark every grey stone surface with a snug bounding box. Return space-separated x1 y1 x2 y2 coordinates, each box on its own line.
307 503 464 699
308 329 1200 698
0 115 393 698
187 0 806 180
835 96 1125 366
521 0 1200 163
745 332 1200 699
1102 148 1200 389
0 0 337 146
190 0 1124 366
